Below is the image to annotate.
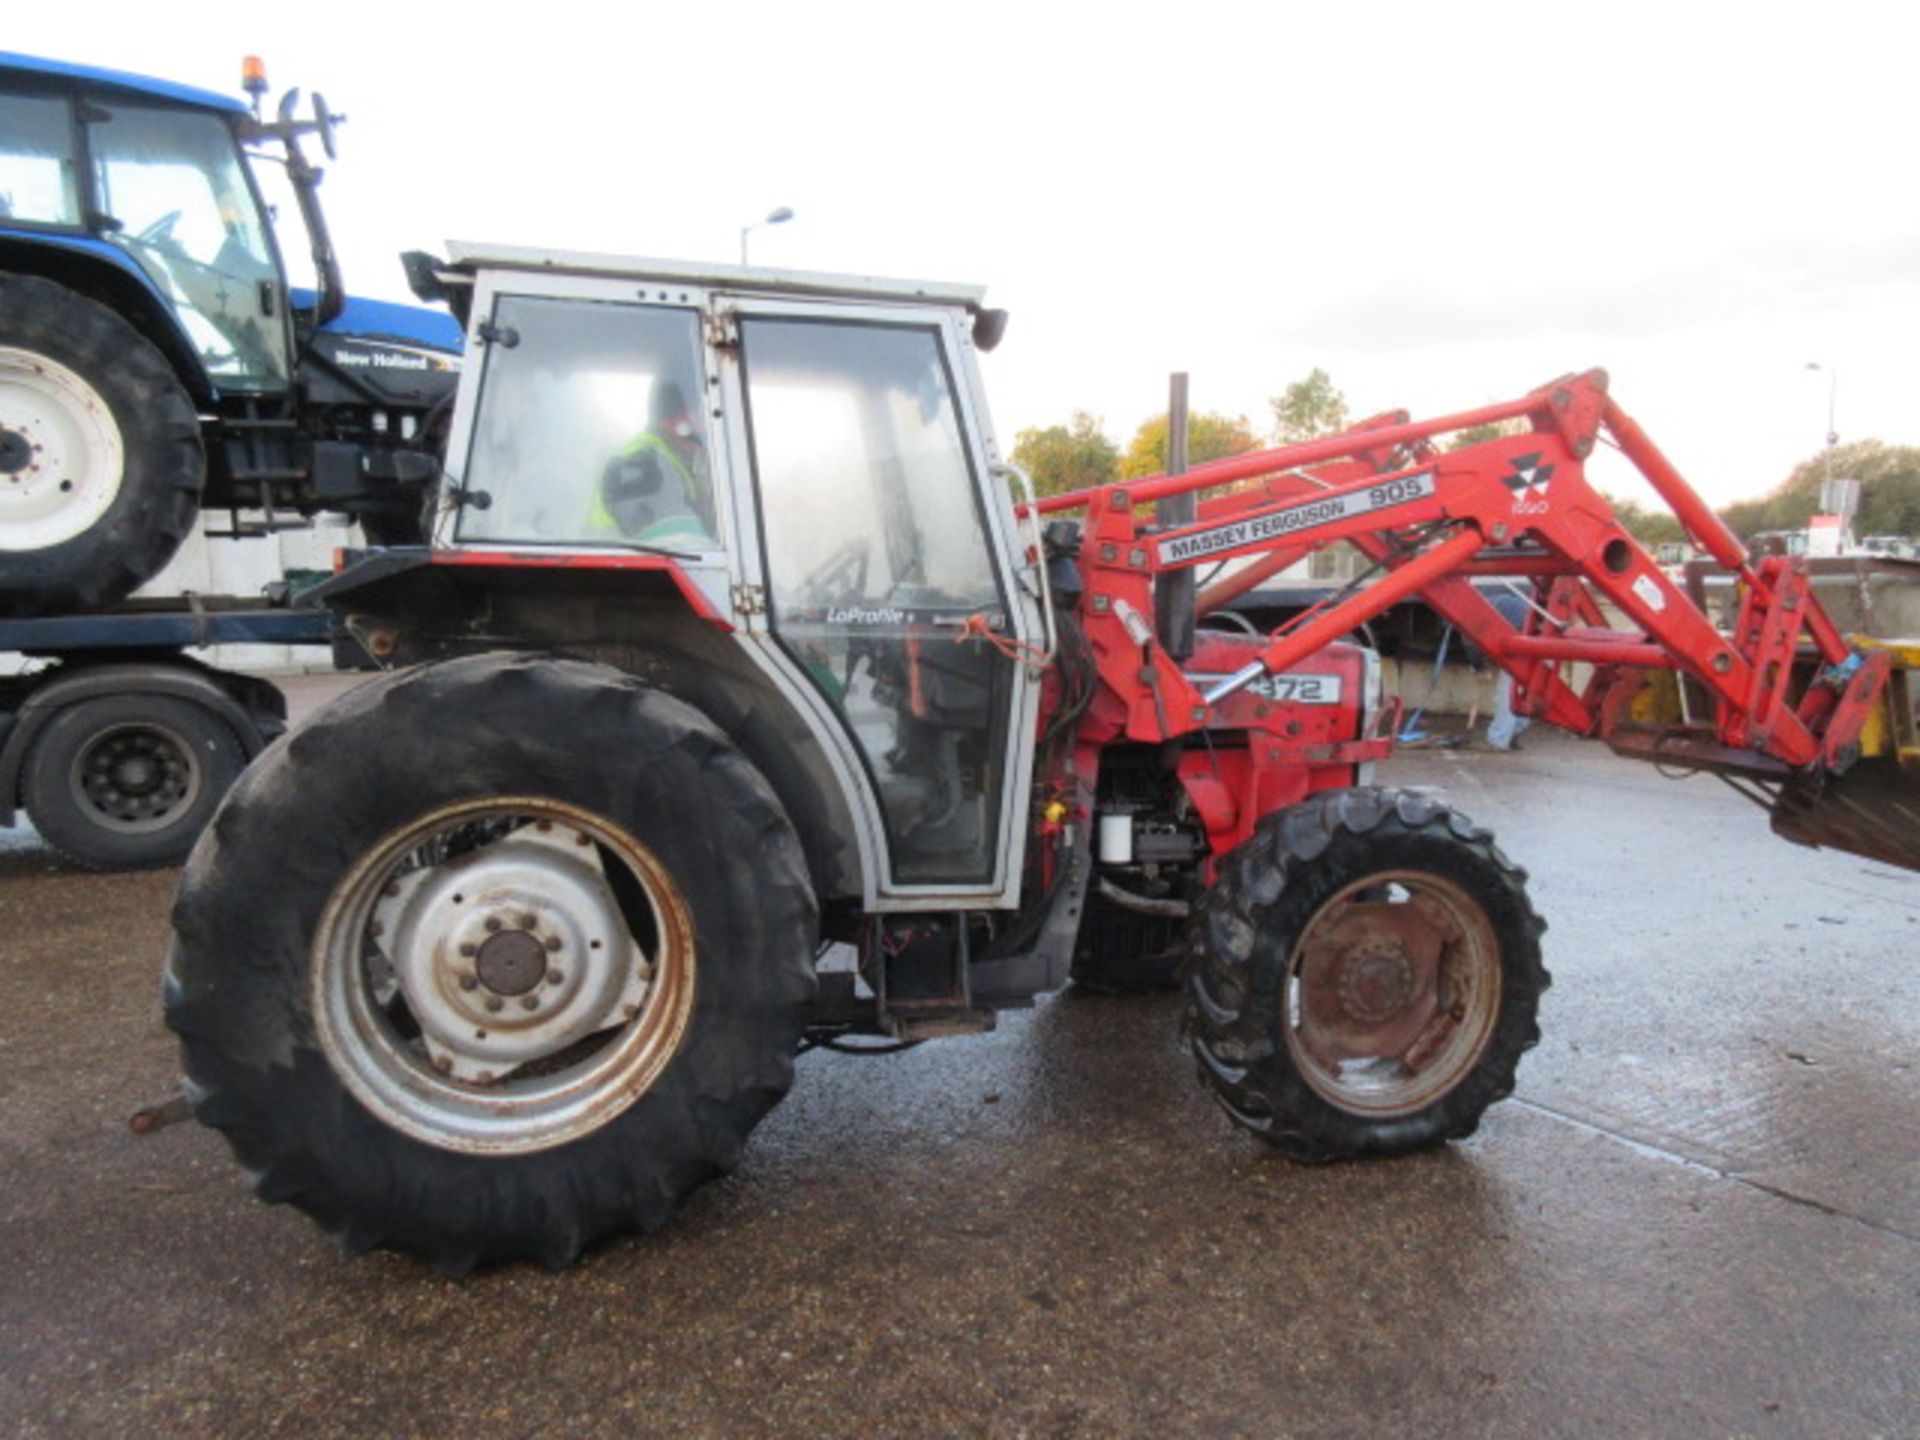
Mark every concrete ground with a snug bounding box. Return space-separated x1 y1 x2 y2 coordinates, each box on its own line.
2 709 1916 1438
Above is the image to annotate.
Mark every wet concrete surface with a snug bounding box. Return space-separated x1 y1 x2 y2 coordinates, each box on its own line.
2 713 1916 1438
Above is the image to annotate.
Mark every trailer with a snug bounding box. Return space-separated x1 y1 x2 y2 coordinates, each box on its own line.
1 591 331 867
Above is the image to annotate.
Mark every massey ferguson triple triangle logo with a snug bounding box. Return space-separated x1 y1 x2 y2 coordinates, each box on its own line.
1503 453 1556 496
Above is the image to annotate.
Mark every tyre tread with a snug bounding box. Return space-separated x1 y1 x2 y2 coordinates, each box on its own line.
1185 785 1551 1162
0 274 205 615
167 653 818 1270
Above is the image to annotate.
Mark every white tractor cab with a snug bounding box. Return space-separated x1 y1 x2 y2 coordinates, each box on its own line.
326 243 1054 910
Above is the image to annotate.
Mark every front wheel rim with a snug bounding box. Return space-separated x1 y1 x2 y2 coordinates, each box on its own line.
1283 869 1503 1117
312 797 697 1156
0 347 126 552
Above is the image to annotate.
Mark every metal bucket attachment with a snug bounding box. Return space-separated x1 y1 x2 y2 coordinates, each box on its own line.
1771 759 1920 874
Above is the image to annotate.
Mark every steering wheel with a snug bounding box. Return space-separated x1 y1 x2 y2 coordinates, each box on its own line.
797 536 873 607
135 209 184 250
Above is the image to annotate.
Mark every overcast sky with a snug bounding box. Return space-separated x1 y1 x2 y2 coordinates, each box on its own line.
14 1 1918 508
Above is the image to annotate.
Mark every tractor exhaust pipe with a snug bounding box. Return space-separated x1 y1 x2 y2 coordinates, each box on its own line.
1154 373 1196 662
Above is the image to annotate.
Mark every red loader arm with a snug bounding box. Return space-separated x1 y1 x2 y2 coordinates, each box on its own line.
1027 370 1918 872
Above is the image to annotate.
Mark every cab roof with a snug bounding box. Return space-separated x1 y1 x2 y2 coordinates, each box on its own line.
0 51 246 116
445 240 989 310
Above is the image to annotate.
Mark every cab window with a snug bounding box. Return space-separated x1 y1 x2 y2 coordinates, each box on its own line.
456 295 717 550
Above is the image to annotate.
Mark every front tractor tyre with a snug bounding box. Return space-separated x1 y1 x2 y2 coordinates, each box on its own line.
164 654 818 1271
0 274 206 616
1185 788 1548 1160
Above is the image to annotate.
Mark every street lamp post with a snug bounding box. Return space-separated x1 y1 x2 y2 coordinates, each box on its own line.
1806 361 1839 492
740 207 795 265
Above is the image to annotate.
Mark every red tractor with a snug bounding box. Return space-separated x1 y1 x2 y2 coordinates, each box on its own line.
163 244 1916 1270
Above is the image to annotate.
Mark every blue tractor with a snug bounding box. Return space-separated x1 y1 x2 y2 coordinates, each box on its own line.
0 53 462 615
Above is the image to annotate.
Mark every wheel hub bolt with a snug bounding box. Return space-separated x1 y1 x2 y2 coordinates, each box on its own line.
459 974 479 991
460 943 477 958
485 996 504 1013
547 969 564 986
544 936 563 953
484 917 503 933
521 996 540 1011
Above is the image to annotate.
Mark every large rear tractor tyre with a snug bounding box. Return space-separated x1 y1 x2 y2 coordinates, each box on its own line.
165 653 818 1271
1185 788 1548 1160
0 274 205 616
22 693 246 870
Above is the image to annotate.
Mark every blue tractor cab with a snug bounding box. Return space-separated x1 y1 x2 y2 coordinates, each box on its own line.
0 52 463 614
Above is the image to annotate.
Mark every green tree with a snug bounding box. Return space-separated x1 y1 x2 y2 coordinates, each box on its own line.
1008 411 1120 499
1269 368 1350 445
1718 440 1920 540
1119 411 1261 481
1603 493 1686 547
1719 494 1772 540
1446 419 1525 451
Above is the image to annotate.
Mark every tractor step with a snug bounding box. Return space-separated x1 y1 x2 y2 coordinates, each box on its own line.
885 1010 998 1042
869 914 985 1035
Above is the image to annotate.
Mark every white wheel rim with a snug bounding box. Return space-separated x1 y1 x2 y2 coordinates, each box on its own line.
0 346 127 552
312 797 698 1156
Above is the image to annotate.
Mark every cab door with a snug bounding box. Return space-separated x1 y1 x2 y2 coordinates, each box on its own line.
84 100 291 391
717 301 1041 908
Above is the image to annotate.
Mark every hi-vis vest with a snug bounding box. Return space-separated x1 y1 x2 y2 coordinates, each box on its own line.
590 432 710 542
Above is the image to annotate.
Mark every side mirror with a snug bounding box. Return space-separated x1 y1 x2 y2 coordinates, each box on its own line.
401 251 473 325
268 86 343 160
312 93 338 161
401 251 451 304
970 307 1009 353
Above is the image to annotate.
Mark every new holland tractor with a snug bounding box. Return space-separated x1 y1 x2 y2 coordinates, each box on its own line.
0 52 460 615
162 243 1915 1271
